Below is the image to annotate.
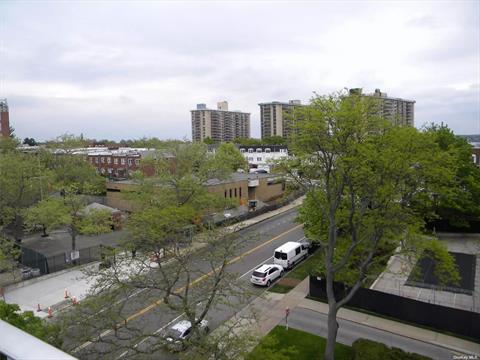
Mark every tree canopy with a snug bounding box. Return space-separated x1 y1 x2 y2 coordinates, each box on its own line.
281 91 460 360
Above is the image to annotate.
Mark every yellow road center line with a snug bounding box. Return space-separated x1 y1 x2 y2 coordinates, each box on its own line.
73 223 303 353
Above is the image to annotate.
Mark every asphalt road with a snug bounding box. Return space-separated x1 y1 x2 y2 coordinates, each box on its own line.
66 207 465 360
70 208 306 359
287 307 458 360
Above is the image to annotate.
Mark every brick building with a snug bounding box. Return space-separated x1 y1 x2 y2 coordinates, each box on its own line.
0 98 10 138
106 172 285 212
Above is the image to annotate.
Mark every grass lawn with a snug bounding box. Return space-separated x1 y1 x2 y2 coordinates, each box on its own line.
247 325 353 360
269 250 323 293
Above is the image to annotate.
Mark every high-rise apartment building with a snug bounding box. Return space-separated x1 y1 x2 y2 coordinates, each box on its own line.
191 101 250 143
258 100 302 139
0 98 10 138
350 88 415 127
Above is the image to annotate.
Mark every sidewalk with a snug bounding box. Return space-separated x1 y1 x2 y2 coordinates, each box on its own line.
3 196 305 318
237 277 480 356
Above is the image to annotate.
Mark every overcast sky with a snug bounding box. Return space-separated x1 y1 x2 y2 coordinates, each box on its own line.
0 0 479 141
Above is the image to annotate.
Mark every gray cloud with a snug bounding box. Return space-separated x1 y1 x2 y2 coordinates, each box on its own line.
0 0 479 141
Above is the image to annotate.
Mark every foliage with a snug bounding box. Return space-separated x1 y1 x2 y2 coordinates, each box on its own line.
24 194 113 252
234 136 287 146
0 136 20 153
22 137 38 146
0 236 20 277
247 326 352 360
118 137 185 149
351 339 431 360
44 133 90 150
0 300 62 348
23 198 70 236
422 123 480 227
280 90 459 360
0 151 53 238
215 143 248 172
60 142 252 358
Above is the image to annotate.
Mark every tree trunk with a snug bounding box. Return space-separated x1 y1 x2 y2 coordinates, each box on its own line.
325 303 339 360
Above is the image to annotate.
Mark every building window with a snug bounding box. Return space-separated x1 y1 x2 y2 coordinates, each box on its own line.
248 157 253 161
224 190 227 198
256 148 262 153
248 148 253 153
265 148 271 153
95 157 99 164
234 188 237 197
135 159 140 165
114 158 118 165
128 159 133 166
239 187 242 197
101 157 105 163
121 158 126 165
107 157 111 164
229 189 232 198
257 157 262 161
240 149 245 153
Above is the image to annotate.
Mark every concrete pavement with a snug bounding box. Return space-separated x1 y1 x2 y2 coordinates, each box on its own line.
3 196 305 318
238 277 480 357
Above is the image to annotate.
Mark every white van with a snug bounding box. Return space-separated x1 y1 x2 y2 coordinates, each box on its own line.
273 241 309 269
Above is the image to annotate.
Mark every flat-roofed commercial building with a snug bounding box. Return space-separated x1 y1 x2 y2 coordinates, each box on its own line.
191 102 250 143
259 100 302 139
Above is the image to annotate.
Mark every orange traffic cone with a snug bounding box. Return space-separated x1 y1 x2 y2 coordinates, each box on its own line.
37 303 42 312
72 296 77 306
47 307 53 318
64 288 69 299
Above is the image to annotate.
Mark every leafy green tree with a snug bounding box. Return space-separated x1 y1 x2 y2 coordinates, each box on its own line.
0 152 53 239
23 198 70 237
215 143 248 172
22 137 38 146
0 300 62 347
24 194 113 253
61 143 250 358
422 123 480 228
281 91 459 360
0 236 20 283
203 137 215 145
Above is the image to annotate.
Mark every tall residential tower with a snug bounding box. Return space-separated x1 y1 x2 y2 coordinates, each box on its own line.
0 98 10 138
258 100 302 139
191 101 250 143
350 88 415 127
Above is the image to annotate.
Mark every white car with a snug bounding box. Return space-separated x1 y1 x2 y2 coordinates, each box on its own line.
164 319 209 351
250 264 284 286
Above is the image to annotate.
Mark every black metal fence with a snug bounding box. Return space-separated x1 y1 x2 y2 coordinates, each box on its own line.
309 276 480 341
20 245 105 275
215 191 304 227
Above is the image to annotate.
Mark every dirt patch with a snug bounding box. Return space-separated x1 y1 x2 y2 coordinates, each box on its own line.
277 277 302 287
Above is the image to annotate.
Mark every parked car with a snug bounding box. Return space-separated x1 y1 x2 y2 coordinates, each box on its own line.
164 319 209 352
250 264 284 286
273 241 310 269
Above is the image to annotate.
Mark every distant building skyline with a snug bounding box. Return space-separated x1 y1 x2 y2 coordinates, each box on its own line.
191 101 250 143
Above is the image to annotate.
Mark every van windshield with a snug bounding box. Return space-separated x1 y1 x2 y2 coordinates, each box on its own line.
274 251 287 260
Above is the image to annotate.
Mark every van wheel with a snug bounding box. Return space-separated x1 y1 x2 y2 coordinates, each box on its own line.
280 270 284 277
266 280 271 287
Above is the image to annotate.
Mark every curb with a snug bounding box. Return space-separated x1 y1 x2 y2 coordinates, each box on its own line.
296 303 479 356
